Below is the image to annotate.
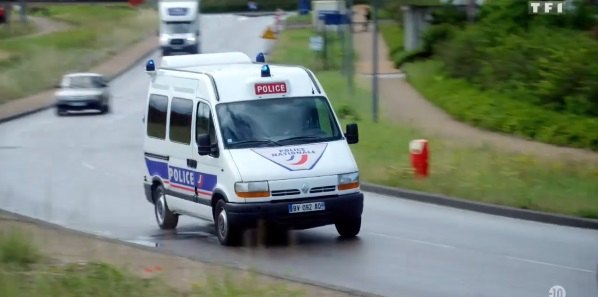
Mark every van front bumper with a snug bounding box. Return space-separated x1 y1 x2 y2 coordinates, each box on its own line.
225 192 364 230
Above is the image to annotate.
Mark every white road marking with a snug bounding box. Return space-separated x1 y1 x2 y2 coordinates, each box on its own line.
81 162 95 170
370 232 594 274
369 232 457 249
503 255 594 274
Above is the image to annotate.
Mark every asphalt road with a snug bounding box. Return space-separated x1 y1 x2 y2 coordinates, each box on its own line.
1 14 597 297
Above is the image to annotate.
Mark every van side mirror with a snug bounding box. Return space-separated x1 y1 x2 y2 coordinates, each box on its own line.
197 134 211 155
345 123 359 144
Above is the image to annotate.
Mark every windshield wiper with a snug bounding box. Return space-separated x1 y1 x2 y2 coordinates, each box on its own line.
230 139 282 147
277 135 325 143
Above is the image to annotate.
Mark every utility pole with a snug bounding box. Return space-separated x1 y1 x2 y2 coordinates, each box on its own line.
466 0 475 23
371 0 379 123
346 0 354 95
19 0 27 24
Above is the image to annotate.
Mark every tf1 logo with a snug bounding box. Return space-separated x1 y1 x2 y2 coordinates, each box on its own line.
529 1 567 15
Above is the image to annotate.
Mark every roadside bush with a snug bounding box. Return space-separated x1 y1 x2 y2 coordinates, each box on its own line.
0 230 41 267
403 60 598 151
420 23 456 55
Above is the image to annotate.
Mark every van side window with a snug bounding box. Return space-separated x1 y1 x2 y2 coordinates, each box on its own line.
169 97 193 144
147 94 168 139
196 102 218 147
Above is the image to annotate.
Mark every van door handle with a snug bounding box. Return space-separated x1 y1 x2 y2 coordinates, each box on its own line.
187 159 197 168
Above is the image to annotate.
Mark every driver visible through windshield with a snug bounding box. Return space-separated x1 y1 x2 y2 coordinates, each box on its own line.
215 96 342 148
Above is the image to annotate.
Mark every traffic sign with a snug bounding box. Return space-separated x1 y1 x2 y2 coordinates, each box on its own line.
261 27 277 40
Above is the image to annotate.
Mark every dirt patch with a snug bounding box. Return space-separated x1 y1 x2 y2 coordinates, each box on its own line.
28 15 71 37
0 50 10 62
0 211 358 297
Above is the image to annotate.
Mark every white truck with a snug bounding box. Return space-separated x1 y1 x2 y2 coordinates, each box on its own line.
158 0 200 56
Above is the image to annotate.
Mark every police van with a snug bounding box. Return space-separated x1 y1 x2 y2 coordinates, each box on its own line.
141 52 363 246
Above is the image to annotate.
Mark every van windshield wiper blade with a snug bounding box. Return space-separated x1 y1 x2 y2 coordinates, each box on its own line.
230 139 282 147
277 135 324 143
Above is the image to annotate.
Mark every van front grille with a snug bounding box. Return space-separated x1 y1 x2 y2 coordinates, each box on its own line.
170 39 184 45
309 185 336 193
271 189 300 196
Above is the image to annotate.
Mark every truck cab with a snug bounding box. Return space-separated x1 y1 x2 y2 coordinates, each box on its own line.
158 0 200 56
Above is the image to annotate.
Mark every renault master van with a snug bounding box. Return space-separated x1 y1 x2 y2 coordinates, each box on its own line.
142 52 363 246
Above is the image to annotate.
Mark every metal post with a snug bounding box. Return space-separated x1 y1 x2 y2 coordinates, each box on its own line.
19 0 27 24
346 0 354 95
372 0 379 123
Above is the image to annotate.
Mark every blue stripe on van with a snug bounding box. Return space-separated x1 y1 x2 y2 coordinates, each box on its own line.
144 157 217 195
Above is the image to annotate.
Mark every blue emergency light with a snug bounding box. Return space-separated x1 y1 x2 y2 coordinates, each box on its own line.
261 64 271 77
146 59 156 72
256 52 265 63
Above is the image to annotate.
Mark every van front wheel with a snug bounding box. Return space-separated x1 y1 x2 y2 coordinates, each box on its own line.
335 217 361 238
215 200 241 246
153 185 178 230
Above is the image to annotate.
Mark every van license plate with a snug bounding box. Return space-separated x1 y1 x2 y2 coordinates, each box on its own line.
288 202 325 214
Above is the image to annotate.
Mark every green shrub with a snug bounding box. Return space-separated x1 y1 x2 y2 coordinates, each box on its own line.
403 60 598 151
421 23 456 55
0 230 41 267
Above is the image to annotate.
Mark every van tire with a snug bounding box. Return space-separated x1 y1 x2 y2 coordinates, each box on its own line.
335 217 361 238
215 200 241 246
56 107 66 116
153 184 178 230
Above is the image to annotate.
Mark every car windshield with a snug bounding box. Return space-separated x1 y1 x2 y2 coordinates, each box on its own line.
65 76 103 89
215 96 343 149
163 22 193 34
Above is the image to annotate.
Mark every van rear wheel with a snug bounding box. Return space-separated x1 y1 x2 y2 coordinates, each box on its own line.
215 200 241 246
153 184 178 229
335 217 361 238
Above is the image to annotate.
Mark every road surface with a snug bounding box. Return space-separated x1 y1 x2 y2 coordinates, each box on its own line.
0 14 597 297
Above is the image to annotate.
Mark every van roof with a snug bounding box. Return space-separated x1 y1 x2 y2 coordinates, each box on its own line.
155 52 323 103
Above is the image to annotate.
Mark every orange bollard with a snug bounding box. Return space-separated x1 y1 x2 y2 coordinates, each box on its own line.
409 139 429 178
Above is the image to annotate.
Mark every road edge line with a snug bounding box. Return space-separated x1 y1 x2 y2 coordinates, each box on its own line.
361 182 598 230
0 39 157 125
0 209 386 297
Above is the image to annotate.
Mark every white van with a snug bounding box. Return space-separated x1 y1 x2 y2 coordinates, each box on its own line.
158 0 200 56
141 52 363 246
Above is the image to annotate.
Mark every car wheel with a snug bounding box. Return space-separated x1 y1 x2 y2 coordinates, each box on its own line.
100 104 109 114
153 184 178 230
335 216 361 238
215 199 241 246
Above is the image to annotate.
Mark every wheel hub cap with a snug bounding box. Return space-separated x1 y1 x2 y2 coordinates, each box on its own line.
156 196 165 223
218 210 228 239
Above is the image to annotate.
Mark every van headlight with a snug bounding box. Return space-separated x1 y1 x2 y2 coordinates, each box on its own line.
186 36 196 43
337 172 359 190
160 35 169 45
235 181 270 198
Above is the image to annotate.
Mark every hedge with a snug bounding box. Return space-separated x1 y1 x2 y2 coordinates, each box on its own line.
403 60 598 151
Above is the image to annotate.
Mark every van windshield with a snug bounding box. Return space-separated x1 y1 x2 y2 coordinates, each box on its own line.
163 22 194 34
215 96 343 149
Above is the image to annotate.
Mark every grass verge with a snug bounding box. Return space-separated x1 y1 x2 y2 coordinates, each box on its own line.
0 227 304 297
270 27 598 219
0 4 158 104
0 15 36 40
